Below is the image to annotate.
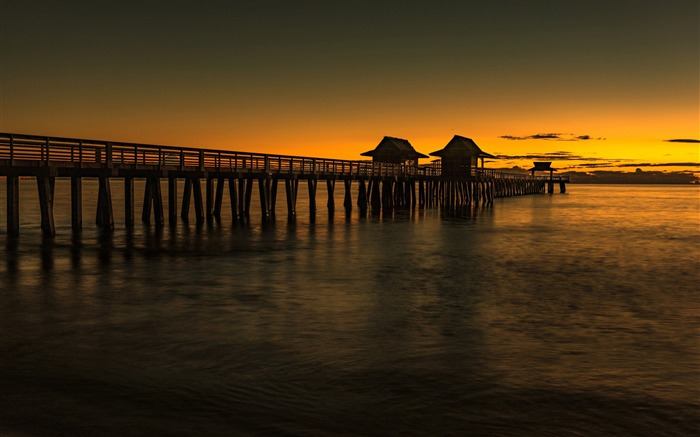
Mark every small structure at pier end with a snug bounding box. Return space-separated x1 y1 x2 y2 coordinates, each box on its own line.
529 161 567 193
428 135 495 179
360 136 427 167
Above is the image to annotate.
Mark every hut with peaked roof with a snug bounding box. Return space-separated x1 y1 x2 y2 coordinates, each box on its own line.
429 135 496 179
361 136 428 167
529 162 557 179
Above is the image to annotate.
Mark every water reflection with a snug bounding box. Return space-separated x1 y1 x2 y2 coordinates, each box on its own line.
1 186 698 436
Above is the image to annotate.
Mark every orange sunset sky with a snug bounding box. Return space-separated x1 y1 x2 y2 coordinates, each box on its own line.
1 0 698 178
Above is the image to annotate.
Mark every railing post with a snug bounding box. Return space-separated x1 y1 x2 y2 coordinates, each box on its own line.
264 155 270 173
199 150 204 170
9 134 14 164
106 142 112 166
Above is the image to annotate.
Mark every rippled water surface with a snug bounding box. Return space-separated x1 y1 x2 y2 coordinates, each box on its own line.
1 182 699 436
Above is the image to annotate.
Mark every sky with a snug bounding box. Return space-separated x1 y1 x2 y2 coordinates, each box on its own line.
1 0 698 178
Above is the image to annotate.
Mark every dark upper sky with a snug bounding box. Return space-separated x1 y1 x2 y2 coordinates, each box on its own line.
2 0 698 172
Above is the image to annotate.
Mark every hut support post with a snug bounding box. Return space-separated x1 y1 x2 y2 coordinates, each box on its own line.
357 179 367 214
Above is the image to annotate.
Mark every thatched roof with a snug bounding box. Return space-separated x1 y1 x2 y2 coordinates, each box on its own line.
361 136 428 159
429 135 496 159
528 162 557 172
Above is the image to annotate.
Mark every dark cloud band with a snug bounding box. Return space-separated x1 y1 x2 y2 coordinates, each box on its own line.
500 133 604 141
664 139 700 143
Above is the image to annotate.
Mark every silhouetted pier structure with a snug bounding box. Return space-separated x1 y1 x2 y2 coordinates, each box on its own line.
1 133 568 237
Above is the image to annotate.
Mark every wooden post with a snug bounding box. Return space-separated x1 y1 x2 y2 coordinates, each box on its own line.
213 177 225 220
357 179 367 215
270 179 278 219
168 176 178 225
125 176 134 228
181 177 192 222
326 179 335 212
560 181 566 193
96 176 114 231
228 178 238 222
285 177 297 221
243 178 253 222
6 175 19 236
343 179 352 213
142 176 153 224
192 177 205 225
237 177 246 222
382 178 393 212
71 176 82 230
258 177 270 222
151 177 164 227
308 178 317 216
205 177 214 223
370 178 381 213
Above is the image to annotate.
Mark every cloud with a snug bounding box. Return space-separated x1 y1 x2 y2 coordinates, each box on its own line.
500 133 605 141
615 162 700 168
664 139 700 143
495 151 613 161
560 161 699 170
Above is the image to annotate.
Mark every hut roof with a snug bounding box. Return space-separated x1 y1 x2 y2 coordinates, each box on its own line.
361 136 428 159
428 135 496 159
528 162 557 172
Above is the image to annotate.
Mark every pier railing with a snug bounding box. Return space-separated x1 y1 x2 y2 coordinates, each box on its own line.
0 132 567 182
0 133 444 178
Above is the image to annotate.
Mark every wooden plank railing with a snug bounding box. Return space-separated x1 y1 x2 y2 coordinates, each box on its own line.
0 133 443 178
1 132 566 181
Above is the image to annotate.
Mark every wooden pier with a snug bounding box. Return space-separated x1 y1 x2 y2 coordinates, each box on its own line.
0 133 568 237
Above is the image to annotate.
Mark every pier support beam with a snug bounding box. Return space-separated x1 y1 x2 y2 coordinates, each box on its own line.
168 176 178 225
370 178 381 213
326 179 335 213
308 178 318 217
243 178 253 222
38 176 56 235
180 177 204 225
213 177 225 221
357 179 367 215
6 175 19 236
142 176 164 227
125 176 134 228
71 176 82 230
228 178 238 222
258 177 272 222
343 180 352 216
96 176 114 231
285 178 298 222
206 177 214 223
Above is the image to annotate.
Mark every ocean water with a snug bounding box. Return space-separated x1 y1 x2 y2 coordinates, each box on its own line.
1 181 699 436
